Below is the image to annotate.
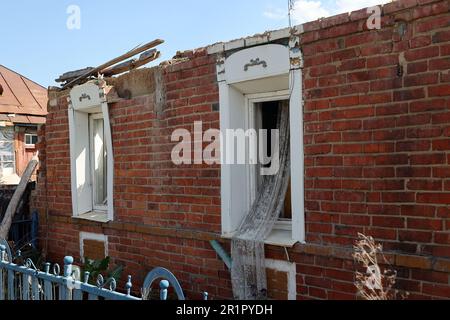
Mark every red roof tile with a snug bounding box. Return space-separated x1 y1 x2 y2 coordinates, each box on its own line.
0 65 47 124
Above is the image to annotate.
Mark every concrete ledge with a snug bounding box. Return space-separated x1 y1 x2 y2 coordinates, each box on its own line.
45 213 449 273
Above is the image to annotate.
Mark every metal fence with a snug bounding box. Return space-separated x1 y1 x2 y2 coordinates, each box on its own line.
0 241 206 301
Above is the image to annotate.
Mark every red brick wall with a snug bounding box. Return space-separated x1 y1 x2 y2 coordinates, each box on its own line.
34 52 229 299
34 0 449 300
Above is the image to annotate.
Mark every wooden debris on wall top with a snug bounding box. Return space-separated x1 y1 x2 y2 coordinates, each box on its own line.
56 39 164 89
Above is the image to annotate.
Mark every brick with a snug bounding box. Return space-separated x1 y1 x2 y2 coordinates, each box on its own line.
370 78 403 91
404 73 439 87
407 61 428 74
330 96 360 108
407 218 443 230
407 180 442 191
343 156 374 166
373 130 405 141
422 283 450 298
433 167 450 178
333 144 363 154
394 88 426 101
432 30 450 43
342 131 372 142
432 139 450 151
410 154 446 165
340 215 370 226
373 216 405 228
396 140 431 152
404 46 440 61
417 193 450 204
410 99 446 113
435 232 450 245
411 270 448 284
399 230 433 243
433 259 450 273
335 191 365 202
415 15 450 33
373 180 405 191
429 58 450 71
368 204 399 216
376 103 408 116
305 144 332 155
410 35 432 48
365 227 397 240
375 154 409 166
310 65 337 77
429 84 450 97
364 167 395 178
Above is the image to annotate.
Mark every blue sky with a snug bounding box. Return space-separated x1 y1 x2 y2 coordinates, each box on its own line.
0 0 389 87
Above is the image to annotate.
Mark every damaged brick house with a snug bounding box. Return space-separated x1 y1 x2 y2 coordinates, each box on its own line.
33 0 449 300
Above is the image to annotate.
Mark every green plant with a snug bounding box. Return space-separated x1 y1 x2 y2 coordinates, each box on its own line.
82 256 124 286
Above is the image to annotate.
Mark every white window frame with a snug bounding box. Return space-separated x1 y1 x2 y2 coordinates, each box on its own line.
216 43 305 247
24 133 38 148
68 82 114 223
79 232 108 263
265 259 297 300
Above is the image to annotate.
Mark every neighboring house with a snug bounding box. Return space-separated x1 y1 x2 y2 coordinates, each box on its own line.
0 65 47 185
33 0 449 300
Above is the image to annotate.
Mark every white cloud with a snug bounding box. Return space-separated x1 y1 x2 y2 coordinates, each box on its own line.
335 0 392 14
290 1 330 24
264 0 393 24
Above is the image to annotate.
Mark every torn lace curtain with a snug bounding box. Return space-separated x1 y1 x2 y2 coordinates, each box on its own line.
231 102 291 300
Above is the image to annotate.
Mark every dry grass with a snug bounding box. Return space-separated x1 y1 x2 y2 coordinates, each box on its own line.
353 233 408 300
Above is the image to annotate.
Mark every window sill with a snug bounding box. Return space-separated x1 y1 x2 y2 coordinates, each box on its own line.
73 211 111 223
222 229 298 248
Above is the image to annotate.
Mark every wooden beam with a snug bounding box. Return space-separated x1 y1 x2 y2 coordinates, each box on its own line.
0 154 39 239
62 39 164 89
101 50 161 77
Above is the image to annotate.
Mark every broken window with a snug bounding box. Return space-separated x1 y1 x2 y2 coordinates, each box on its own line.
254 100 292 223
68 81 114 222
215 41 304 299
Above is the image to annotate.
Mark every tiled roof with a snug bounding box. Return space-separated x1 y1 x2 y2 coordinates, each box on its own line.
0 65 47 124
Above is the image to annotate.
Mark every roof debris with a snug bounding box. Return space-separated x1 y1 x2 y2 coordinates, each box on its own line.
57 39 164 89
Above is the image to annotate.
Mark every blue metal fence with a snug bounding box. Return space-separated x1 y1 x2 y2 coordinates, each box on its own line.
0 242 205 301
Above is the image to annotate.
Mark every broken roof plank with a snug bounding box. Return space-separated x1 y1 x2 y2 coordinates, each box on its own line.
55 67 95 83
61 39 164 89
102 50 160 77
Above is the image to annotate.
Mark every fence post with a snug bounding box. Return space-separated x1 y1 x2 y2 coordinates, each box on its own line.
43 263 53 300
126 275 132 296
160 280 169 300
0 244 5 262
0 245 5 300
61 256 74 300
